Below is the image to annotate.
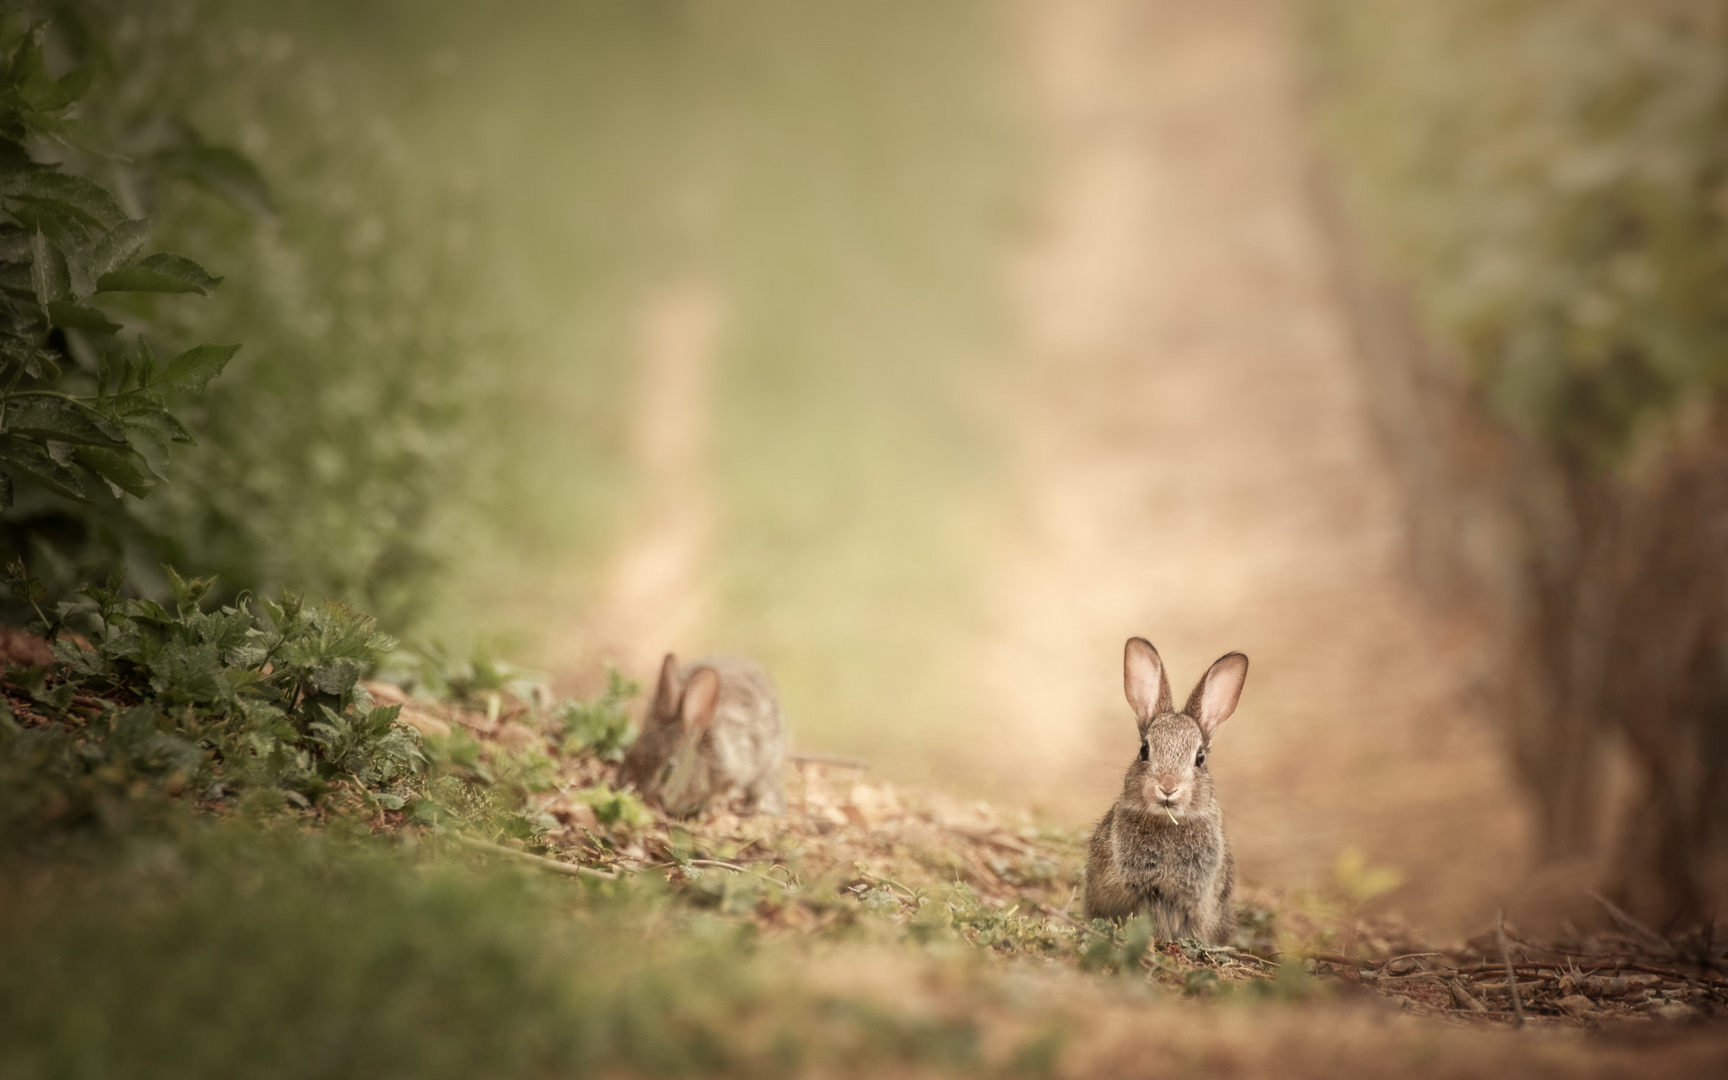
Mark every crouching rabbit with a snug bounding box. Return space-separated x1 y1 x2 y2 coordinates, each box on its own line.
1084 637 1248 943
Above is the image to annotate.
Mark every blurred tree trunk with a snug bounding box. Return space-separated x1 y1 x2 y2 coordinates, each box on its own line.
1595 421 1728 923
1318 183 1728 926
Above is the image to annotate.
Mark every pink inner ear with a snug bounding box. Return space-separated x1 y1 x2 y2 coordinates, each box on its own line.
680 668 721 730
1124 637 1172 719
1192 653 1248 735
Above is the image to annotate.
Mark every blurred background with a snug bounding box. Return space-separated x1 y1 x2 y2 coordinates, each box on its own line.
10 0 1728 937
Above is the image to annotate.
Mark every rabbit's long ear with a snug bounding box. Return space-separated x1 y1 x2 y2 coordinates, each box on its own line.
1184 652 1248 737
650 653 680 724
1124 637 1173 722
679 667 722 730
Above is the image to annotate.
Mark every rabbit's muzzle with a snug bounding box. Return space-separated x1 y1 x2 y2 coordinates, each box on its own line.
1141 773 1190 815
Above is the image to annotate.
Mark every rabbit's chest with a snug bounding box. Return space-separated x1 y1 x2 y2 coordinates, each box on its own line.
1113 827 1219 895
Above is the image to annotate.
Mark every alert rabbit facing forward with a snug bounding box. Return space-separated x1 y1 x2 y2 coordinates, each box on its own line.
620 653 787 817
1084 637 1248 943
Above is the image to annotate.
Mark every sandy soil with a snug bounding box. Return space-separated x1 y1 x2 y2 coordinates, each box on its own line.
985 0 1530 935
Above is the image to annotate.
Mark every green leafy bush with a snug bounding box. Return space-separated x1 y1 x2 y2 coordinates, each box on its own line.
1307 0 1728 469
0 15 241 576
1 564 414 831
71 0 529 631
0 1 540 633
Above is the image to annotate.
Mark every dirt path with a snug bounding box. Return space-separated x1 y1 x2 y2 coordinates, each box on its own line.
539 280 721 682
536 0 1535 935
986 0 1529 933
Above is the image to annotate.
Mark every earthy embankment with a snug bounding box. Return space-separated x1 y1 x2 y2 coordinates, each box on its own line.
384 680 1728 1075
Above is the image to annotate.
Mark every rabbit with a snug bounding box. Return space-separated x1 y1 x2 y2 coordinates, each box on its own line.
619 652 788 817
1084 637 1248 944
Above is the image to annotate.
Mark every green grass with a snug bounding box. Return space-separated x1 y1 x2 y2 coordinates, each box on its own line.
0 810 1320 1080
0 822 1002 1080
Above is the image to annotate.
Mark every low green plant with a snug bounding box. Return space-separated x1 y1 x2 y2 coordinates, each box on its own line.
1 563 415 832
574 782 652 829
555 665 637 761
1078 915 1154 975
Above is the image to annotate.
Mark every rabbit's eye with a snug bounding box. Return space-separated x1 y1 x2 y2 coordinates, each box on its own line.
1195 747 1207 768
1138 740 1148 762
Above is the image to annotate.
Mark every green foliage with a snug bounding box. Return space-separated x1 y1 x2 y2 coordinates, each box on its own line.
0 564 416 832
378 643 551 713
0 15 237 521
573 782 652 829
1078 915 1154 975
0 0 541 632
554 665 637 761
0 830 736 1080
72 0 529 630
0 825 1038 1080
1307 0 1728 469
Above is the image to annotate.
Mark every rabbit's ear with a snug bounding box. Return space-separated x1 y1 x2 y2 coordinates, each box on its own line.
650 653 680 725
1124 637 1173 722
1184 652 1248 737
679 667 722 730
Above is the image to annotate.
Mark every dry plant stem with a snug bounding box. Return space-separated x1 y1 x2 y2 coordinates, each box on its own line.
1044 912 1164 979
1450 978 1488 1012
1195 945 1278 971
1309 952 1374 969
1496 909 1526 1027
1451 961 1728 985
1049 907 1119 945
1048 908 1277 973
1048 908 1165 978
1588 890 1675 955
640 859 795 887
854 869 920 900
448 834 618 880
689 859 795 887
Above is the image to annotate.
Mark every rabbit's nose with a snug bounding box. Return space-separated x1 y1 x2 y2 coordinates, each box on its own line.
1156 781 1180 799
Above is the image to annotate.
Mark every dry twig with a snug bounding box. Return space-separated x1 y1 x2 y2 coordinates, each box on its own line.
1449 978 1488 1013
1495 909 1526 1027
687 858 793 886
1588 891 1675 956
448 834 617 880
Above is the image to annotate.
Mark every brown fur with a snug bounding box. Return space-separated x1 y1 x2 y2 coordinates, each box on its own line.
619 653 787 816
1083 638 1248 943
